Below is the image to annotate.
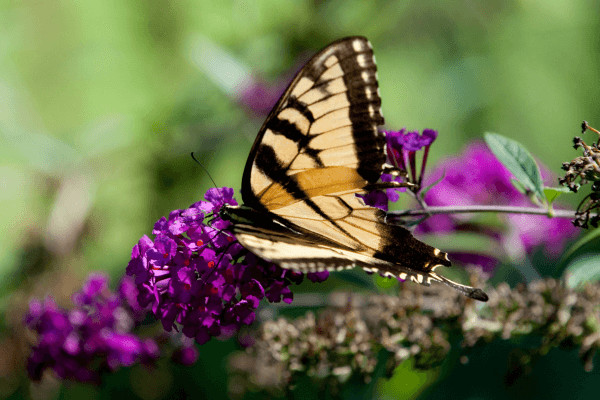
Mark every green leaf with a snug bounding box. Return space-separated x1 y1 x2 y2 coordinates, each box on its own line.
484 133 546 203
422 231 504 258
544 186 572 205
564 254 600 288
561 227 600 262
375 273 400 289
378 358 437 399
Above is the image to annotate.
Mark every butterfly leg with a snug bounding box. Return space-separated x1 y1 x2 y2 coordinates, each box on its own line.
364 181 416 192
382 164 407 177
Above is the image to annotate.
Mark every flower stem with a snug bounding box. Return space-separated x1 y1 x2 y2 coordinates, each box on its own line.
389 205 576 218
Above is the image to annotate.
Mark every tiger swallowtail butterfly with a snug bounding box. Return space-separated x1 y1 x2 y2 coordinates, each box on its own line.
220 37 488 302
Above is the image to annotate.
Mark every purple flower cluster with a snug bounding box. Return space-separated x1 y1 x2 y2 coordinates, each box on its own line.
417 141 578 264
24 274 159 383
361 131 577 272
126 188 328 346
360 129 437 211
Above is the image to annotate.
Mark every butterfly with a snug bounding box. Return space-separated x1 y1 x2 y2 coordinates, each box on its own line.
220 36 488 301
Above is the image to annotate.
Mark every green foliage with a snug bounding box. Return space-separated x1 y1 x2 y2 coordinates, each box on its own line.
565 253 600 288
484 132 546 203
543 186 572 205
561 227 600 262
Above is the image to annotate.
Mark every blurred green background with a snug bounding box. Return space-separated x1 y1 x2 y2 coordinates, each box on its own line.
2 0 600 399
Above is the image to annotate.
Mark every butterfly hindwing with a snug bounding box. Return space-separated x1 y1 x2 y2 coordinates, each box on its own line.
228 195 488 301
222 37 489 302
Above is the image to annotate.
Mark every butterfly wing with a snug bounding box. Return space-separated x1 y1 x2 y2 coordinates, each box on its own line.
241 36 388 211
229 194 488 301
229 36 488 301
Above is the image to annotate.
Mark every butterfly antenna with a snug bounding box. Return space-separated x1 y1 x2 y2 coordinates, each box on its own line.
190 152 225 201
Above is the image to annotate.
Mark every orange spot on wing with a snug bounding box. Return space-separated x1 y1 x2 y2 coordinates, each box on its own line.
259 167 368 210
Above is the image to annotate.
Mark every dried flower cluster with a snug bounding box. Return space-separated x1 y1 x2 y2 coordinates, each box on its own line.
559 122 600 228
228 274 600 398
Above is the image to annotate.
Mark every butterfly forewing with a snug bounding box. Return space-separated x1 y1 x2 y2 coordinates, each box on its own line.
241 37 386 210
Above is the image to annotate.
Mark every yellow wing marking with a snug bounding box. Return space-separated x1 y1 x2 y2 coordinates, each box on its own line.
307 92 350 120
258 167 368 209
310 108 351 135
290 77 315 98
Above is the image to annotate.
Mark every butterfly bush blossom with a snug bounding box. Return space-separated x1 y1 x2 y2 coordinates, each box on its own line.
360 129 437 211
126 187 328 346
24 274 159 383
373 133 577 269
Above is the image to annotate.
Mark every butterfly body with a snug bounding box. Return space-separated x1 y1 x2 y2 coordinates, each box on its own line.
221 37 488 301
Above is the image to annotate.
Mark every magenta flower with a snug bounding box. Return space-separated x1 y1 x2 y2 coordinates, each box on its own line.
417 141 578 264
125 188 328 346
360 129 437 211
24 274 159 383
